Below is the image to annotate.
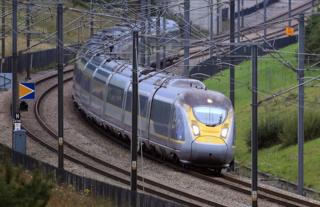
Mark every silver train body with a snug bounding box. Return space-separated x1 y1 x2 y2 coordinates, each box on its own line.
73 26 235 169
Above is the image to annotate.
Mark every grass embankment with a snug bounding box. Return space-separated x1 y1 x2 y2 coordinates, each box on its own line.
47 185 114 207
204 44 320 190
1 0 117 56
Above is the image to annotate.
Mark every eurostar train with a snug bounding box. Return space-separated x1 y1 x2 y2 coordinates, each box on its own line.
73 26 235 172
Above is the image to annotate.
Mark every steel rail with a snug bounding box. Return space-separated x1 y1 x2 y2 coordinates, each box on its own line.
22 69 227 207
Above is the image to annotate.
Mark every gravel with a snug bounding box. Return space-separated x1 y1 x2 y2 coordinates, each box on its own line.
38 75 282 206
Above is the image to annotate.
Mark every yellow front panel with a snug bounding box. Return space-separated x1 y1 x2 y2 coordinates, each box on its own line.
186 105 232 144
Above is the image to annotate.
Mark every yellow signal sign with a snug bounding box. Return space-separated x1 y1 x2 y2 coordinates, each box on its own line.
285 26 295 36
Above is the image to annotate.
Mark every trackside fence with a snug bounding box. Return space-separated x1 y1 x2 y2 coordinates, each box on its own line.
0 144 183 207
1 45 79 73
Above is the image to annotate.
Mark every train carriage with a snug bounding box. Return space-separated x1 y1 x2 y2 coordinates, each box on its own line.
73 25 235 172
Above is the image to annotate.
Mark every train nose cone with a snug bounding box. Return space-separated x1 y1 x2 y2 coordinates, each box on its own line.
191 138 228 167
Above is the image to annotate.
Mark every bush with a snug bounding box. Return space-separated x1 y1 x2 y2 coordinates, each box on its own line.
246 113 283 150
246 110 320 149
0 161 53 207
280 110 320 147
305 8 320 64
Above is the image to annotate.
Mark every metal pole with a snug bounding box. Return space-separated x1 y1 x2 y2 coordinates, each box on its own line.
12 0 18 118
216 0 220 35
140 0 146 66
297 13 305 196
57 2 64 170
312 0 315 13
124 0 128 13
156 5 161 70
131 29 139 193
162 0 167 68
26 0 31 80
237 0 240 43
184 0 190 76
1 0 5 66
288 0 291 27
251 44 258 207
209 0 214 57
230 0 235 107
263 0 267 43
241 0 244 28
90 0 94 37
146 0 151 66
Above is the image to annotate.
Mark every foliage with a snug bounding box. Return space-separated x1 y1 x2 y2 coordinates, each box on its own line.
280 110 320 147
72 0 89 9
305 8 320 64
0 160 53 207
246 109 320 149
204 43 320 190
246 113 282 149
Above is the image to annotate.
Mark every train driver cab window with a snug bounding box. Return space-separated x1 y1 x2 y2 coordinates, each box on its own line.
107 84 124 108
193 106 227 126
150 100 171 137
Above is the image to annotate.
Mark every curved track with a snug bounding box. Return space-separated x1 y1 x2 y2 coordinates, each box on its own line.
173 0 315 65
20 69 320 207
20 1 320 206
23 69 229 207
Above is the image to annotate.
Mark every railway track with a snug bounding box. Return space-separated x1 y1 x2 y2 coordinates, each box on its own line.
22 69 229 207
20 68 320 207
19 2 320 206
171 0 316 65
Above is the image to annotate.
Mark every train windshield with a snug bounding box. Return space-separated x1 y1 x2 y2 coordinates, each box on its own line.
193 106 227 126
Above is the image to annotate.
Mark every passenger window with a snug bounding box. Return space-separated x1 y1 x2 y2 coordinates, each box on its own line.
150 100 171 137
125 93 147 117
81 72 90 92
92 78 105 99
139 95 148 117
125 91 132 112
107 84 124 107
86 63 96 73
171 107 185 141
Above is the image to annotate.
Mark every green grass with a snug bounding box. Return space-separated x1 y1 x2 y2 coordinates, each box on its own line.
204 44 320 190
1 0 117 56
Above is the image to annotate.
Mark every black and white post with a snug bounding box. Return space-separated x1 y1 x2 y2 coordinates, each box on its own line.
230 0 235 107
57 1 64 170
297 13 305 196
251 44 258 207
131 29 139 193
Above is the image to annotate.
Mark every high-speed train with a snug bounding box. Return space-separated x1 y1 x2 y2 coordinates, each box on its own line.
73 26 235 172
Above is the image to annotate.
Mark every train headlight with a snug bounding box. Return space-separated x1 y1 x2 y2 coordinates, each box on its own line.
220 128 229 138
192 124 200 137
